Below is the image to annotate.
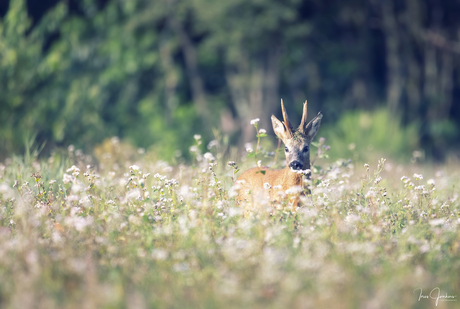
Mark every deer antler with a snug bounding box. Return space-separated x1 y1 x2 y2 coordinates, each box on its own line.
281 99 293 138
298 100 308 134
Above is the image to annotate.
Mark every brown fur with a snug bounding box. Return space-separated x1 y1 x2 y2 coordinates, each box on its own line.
237 100 322 211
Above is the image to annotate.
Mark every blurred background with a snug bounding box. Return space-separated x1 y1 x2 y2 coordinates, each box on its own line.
1 0 459 162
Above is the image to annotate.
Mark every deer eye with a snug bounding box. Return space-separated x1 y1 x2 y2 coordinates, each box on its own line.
284 147 289 152
303 146 309 152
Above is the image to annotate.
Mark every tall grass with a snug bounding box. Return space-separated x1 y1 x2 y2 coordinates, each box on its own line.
0 134 458 308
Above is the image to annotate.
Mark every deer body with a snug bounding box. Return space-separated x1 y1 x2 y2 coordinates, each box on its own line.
237 100 322 209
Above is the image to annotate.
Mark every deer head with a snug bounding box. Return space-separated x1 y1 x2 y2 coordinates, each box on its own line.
271 100 322 172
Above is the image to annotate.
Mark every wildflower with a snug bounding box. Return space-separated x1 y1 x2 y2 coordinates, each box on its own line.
277 191 287 198
401 176 410 183
203 152 215 161
250 118 260 125
189 145 198 153
227 161 236 167
345 214 360 223
427 179 435 186
414 173 423 180
152 249 168 260
143 173 150 179
258 128 266 134
263 183 271 190
365 190 376 198
364 163 369 168
257 160 262 167
273 185 282 190
207 140 218 149
63 174 74 184
414 185 425 191
129 165 140 171
246 147 253 153
194 134 201 140
285 186 302 194
66 165 80 173
374 176 382 184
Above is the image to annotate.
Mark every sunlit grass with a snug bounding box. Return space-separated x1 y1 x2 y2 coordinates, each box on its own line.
0 136 458 308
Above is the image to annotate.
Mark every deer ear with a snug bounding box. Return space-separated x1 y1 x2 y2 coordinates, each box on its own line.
305 112 323 140
271 115 286 140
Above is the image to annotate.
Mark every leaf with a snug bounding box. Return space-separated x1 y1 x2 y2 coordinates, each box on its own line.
246 153 256 158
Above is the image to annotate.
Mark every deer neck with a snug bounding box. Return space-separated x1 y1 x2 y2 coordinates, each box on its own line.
283 166 303 187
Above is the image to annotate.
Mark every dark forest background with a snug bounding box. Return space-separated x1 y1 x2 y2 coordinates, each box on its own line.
1 0 460 162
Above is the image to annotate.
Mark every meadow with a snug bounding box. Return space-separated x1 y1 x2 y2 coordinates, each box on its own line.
0 133 459 309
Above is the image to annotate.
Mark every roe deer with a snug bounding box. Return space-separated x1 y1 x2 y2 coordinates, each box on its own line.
237 99 322 210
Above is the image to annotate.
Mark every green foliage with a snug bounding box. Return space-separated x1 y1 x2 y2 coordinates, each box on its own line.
0 0 206 159
321 108 420 161
1 0 459 161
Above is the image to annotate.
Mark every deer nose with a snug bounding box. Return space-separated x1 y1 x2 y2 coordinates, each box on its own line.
289 161 303 170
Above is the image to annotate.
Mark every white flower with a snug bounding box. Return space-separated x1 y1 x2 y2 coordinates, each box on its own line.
414 173 423 180
246 147 253 153
263 183 271 190
189 145 198 153
250 118 260 125
345 214 361 223
194 134 201 140
285 186 303 194
258 129 266 134
257 160 262 167
207 140 218 149
63 174 74 184
66 165 80 173
273 185 282 190
427 179 435 185
72 216 94 232
152 249 168 260
401 176 410 183
49 180 56 185
374 176 382 184
203 152 215 161
365 190 376 198
129 165 140 171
